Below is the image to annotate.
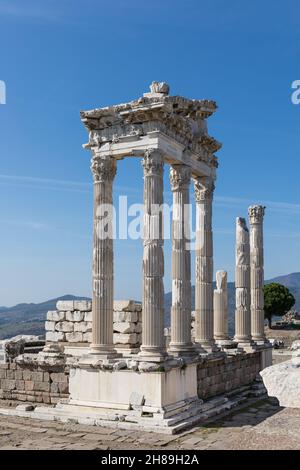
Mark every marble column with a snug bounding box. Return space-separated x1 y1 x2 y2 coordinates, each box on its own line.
194 176 217 352
168 165 194 356
140 149 166 361
234 217 252 346
249 205 266 343
90 153 118 357
214 270 231 345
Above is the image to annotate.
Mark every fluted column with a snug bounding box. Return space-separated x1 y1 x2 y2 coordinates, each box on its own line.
139 149 166 361
90 152 118 357
249 205 266 343
194 176 217 352
214 270 230 345
168 165 194 356
234 217 252 345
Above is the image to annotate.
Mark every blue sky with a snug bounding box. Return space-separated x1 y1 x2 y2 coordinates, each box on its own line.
0 0 300 306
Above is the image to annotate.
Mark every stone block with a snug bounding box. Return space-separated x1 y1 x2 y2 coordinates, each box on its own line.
83 332 92 343
32 371 43 381
16 404 35 411
6 370 15 379
23 370 32 381
65 332 83 343
50 372 68 383
113 300 136 312
135 322 142 333
74 321 92 333
47 310 65 322
73 301 92 312
50 382 59 393
45 321 56 332
113 311 138 323
113 333 137 345
34 381 50 392
58 382 69 394
0 370 6 379
46 331 66 342
55 321 74 333
56 301 75 311
15 370 23 380
66 311 85 322
16 380 25 390
84 311 93 322
1 379 16 390
113 322 136 334
25 380 34 391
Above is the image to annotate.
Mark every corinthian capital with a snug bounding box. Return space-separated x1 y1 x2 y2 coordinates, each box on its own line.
91 155 117 183
142 149 163 176
194 176 215 203
248 205 265 224
169 165 191 191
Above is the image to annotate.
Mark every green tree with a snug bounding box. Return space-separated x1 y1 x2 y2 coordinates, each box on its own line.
263 283 295 328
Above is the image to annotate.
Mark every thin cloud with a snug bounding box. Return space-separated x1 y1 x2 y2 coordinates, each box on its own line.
0 0 62 22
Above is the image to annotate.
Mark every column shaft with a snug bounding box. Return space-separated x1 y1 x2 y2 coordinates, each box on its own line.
234 217 252 344
194 177 217 352
140 149 166 360
169 165 194 355
249 206 266 342
214 270 229 343
90 154 117 356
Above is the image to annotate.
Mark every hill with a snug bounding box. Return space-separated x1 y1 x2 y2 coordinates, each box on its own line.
1 273 299 340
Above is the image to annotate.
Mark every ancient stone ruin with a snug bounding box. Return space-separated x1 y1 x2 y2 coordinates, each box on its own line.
0 82 272 433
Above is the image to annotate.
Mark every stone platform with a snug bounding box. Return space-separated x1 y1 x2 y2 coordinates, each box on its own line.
0 379 267 435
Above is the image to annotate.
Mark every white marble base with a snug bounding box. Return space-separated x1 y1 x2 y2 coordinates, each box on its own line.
69 362 198 409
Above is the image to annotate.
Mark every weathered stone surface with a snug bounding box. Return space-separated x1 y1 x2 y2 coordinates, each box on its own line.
66 311 85 322
113 322 135 334
113 333 137 345
65 332 83 343
46 331 65 342
47 310 65 322
55 321 74 333
260 353 300 408
16 403 35 411
73 301 92 312
56 301 75 311
290 340 300 351
113 300 137 312
74 322 92 333
113 311 138 323
84 311 93 322
45 321 56 332
83 332 92 343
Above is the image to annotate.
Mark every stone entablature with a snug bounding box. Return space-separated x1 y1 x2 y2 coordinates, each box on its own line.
81 81 221 179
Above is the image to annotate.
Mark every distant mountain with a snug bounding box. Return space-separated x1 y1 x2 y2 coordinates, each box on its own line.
1 273 300 340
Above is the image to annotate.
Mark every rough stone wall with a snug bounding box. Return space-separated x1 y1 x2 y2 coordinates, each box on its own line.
0 361 69 405
197 352 261 399
45 300 142 353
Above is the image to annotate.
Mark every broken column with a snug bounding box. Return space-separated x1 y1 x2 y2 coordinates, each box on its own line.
89 152 118 357
234 217 252 347
139 149 166 361
168 164 194 356
248 205 266 343
213 270 231 346
194 176 217 352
